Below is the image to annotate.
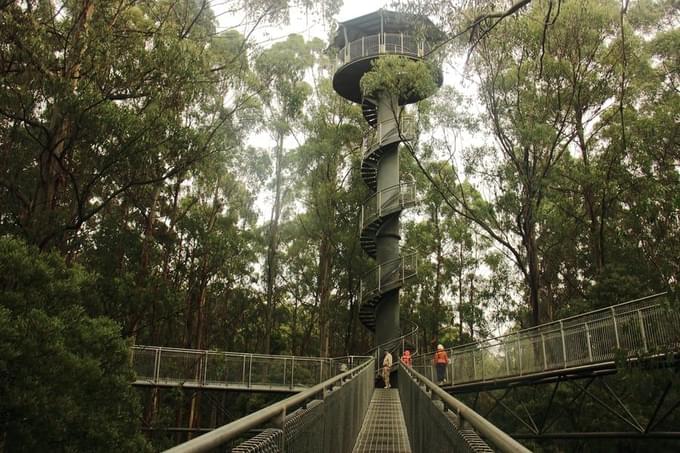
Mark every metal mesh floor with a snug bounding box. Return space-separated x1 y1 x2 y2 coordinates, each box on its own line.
352 389 412 453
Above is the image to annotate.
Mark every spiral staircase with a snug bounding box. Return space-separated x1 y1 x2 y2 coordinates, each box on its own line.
331 10 442 342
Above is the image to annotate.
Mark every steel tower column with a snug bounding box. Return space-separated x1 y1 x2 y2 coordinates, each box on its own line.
331 9 443 350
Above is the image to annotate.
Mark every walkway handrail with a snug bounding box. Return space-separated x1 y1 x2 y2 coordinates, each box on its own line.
164 356 374 452
131 345 339 389
401 363 532 453
454 292 669 353
413 292 679 387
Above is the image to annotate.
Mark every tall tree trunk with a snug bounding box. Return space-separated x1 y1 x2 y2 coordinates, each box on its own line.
433 204 443 340
264 132 284 354
32 0 95 249
576 107 605 273
317 231 333 357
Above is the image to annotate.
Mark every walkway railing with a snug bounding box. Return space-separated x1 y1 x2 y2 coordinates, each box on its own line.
360 253 418 303
400 363 531 452
131 346 343 390
338 32 430 66
164 356 374 453
413 293 679 386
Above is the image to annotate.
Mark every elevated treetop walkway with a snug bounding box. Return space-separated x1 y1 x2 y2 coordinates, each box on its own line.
412 293 679 393
131 345 358 393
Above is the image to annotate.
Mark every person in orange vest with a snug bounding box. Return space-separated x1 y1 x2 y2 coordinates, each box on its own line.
401 350 412 367
433 344 449 385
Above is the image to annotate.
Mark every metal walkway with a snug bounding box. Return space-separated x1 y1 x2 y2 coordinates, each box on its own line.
412 293 680 393
352 389 411 453
131 345 353 393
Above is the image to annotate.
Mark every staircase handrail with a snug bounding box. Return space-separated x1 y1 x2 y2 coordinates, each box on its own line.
362 115 416 156
360 252 418 302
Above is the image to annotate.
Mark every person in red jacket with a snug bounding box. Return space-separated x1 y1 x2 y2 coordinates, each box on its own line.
433 344 449 384
401 350 412 367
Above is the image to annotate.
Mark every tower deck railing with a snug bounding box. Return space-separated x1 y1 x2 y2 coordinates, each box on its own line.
338 32 430 66
360 253 418 303
413 293 679 386
131 346 349 391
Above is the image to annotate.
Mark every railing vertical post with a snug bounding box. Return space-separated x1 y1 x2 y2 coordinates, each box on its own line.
504 342 510 375
472 349 477 380
517 333 523 376
291 357 295 388
361 36 364 56
560 321 567 367
283 358 287 386
242 354 246 385
638 310 648 352
585 322 593 362
611 307 621 349
541 333 547 370
203 351 209 384
154 348 161 384
400 32 404 52
481 346 485 381
320 359 323 384
248 354 253 387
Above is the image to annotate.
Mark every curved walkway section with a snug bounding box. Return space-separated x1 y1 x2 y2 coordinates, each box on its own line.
132 345 356 393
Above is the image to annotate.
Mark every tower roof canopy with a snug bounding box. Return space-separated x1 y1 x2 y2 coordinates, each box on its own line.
332 9 444 49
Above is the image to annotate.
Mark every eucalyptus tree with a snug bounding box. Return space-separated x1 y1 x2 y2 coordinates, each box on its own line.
400 0 677 326
288 71 365 356
0 1 255 253
253 34 318 354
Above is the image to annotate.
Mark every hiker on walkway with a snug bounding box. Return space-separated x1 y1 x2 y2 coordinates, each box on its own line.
382 350 393 388
433 344 449 385
401 350 412 367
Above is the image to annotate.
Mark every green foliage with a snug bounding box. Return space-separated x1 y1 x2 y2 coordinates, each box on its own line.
0 236 149 452
360 55 439 100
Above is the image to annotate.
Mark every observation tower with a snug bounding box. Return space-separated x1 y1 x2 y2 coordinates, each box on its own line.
331 10 443 348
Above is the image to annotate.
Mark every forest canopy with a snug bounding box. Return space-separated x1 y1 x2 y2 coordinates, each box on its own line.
0 0 677 450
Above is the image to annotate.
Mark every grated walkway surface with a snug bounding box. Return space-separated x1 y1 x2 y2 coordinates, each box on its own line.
352 389 411 453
